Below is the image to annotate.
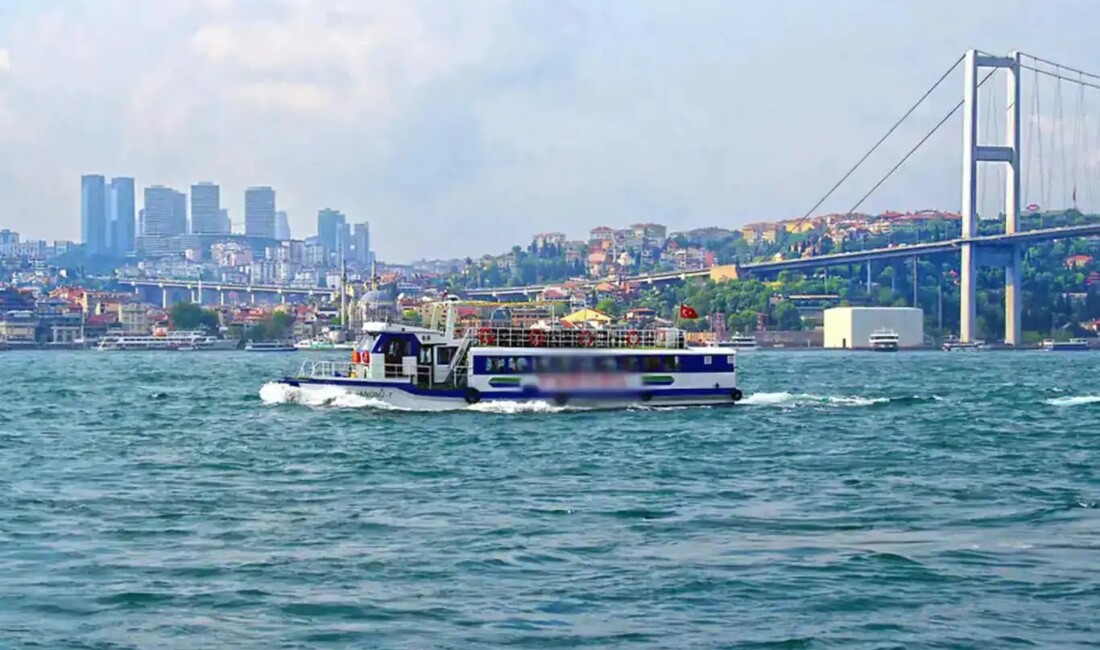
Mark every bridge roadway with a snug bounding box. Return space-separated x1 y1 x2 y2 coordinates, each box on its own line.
110 277 339 307
464 223 1100 299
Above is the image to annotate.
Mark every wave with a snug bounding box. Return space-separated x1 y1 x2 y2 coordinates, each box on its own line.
1044 395 1100 407
741 392 942 408
466 400 570 414
258 382 406 410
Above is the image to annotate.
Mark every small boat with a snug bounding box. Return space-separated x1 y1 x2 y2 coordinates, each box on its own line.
246 340 298 352
295 338 355 351
710 334 758 350
1041 338 1091 352
943 336 986 351
869 328 900 352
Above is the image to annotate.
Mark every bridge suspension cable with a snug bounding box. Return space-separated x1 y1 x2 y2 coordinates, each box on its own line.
843 68 998 218
758 54 965 260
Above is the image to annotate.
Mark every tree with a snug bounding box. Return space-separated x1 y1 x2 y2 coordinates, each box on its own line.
594 297 620 317
170 302 219 333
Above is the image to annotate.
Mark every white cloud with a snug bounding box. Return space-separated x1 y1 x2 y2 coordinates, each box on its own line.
0 47 9 71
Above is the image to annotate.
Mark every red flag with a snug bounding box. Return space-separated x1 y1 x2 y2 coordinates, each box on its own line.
679 304 698 319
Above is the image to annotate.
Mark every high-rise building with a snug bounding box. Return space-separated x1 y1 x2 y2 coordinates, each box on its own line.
190 182 223 234
108 177 135 255
219 209 231 234
81 175 107 255
245 187 276 238
173 190 186 234
337 222 351 262
275 211 291 240
316 208 345 255
142 185 187 236
353 222 370 265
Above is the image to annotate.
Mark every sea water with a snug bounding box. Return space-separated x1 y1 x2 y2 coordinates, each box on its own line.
1 350 1097 648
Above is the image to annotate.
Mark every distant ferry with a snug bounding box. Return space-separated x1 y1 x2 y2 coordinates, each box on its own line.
246 341 298 353
1041 338 1091 352
295 338 355 351
271 296 744 410
96 331 236 351
869 328 900 352
943 336 987 352
710 334 758 350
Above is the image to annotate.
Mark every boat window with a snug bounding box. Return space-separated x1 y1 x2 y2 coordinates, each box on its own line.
437 347 455 365
513 357 531 373
704 355 712 366
642 355 662 372
489 357 507 373
620 356 640 373
597 356 618 372
419 347 432 365
727 355 735 365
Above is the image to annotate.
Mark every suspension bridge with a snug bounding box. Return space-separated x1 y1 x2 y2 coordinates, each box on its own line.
467 49 1100 344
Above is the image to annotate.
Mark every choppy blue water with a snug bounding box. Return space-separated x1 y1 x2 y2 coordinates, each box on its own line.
1 350 1098 649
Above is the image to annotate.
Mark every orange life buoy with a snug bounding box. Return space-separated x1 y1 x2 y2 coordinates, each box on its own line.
528 330 547 347
578 330 596 347
478 328 496 346
351 350 362 363
625 330 641 347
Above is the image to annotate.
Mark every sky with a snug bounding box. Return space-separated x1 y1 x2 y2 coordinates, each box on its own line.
1 0 1100 261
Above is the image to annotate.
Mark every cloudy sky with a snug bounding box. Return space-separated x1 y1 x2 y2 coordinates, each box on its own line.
0 0 1097 260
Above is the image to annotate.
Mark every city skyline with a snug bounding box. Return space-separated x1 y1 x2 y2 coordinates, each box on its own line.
4 2 1100 260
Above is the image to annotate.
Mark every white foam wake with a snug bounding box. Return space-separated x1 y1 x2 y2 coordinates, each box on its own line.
741 392 891 407
1045 395 1100 407
258 382 407 410
465 400 570 414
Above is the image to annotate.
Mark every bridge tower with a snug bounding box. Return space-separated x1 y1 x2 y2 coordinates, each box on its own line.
960 49 1021 344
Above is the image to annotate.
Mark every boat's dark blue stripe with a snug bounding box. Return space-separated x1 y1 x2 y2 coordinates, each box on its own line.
282 377 736 400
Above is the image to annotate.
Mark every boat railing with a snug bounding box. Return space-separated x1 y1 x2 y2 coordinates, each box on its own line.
459 325 685 349
298 360 422 382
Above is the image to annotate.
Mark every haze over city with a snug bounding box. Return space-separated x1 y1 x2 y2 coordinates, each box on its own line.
2 0 1100 260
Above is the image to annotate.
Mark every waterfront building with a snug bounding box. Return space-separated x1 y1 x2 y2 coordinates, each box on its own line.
245 187 276 238
191 182 223 234
81 174 107 255
108 177 136 256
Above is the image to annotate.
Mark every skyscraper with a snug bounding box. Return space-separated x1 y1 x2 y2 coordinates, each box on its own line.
81 174 107 255
316 208 345 254
143 185 187 236
245 187 276 238
108 177 135 256
190 182 223 234
275 211 291 240
173 190 187 234
353 222 370 265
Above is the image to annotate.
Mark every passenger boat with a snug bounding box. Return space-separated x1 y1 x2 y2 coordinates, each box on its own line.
96 331 236 351
1041 338 1091 352
295 337 355 351
272 297 743 410
246 340 298 352
942 336 986 351
869 328 900 352
710 334 758 350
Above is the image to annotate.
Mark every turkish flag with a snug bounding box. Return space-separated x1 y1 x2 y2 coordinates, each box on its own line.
679 304 699 319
